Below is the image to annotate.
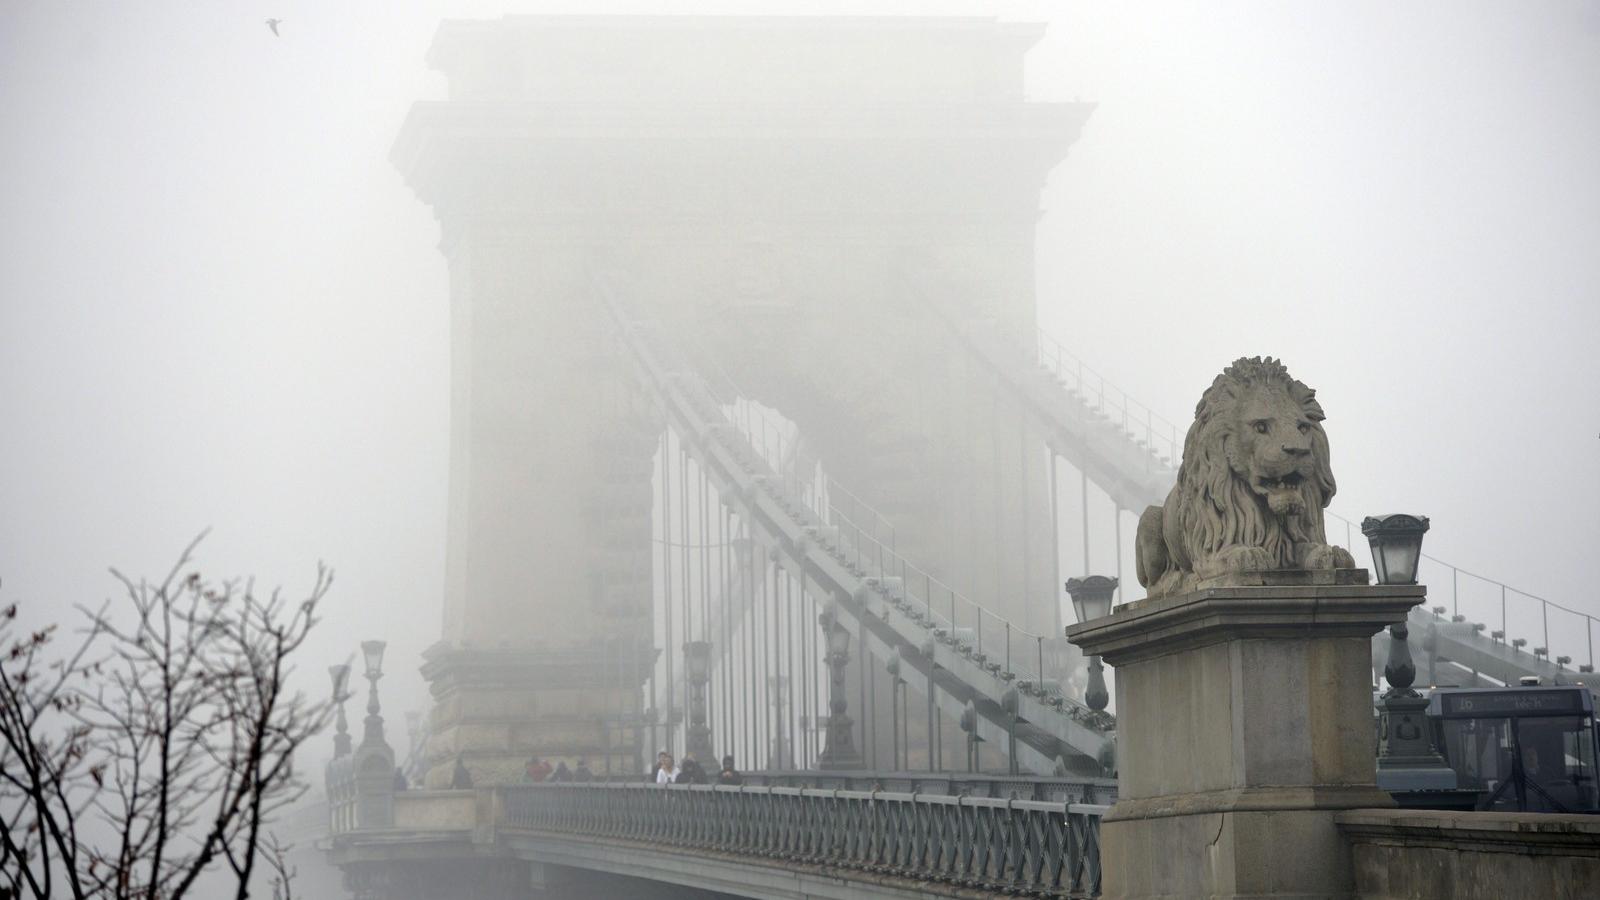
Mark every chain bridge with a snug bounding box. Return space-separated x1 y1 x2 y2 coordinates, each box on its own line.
319 15 1599 900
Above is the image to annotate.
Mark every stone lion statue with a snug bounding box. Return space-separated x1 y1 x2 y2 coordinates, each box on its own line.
1135 356 1355 599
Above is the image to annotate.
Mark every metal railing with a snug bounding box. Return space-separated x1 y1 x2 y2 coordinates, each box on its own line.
1036 328 1182 467
504 782 1106 897
739 769 1116 805
1328 511 1598 673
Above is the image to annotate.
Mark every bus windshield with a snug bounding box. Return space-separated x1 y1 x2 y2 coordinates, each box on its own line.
1437 714 1598 813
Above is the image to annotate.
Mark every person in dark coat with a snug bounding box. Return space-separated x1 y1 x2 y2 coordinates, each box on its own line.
549 761 573 782
450 756 474 789
716 755 743 786
674 754 707 784
574 759 595 782
393 767 409 791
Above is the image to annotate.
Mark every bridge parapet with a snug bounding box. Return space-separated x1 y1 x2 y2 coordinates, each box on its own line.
505 782 1106 897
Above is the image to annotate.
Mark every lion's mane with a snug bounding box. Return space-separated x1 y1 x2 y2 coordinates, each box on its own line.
1138 357 1342 598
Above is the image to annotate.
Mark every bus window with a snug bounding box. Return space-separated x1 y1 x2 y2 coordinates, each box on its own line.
1437 716 1511 793
1513 716 1598 813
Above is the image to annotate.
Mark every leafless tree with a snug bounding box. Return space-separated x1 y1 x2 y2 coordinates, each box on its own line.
0 536 332 899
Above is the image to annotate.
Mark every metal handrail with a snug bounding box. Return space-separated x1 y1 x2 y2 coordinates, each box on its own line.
1035 328 1182 467
1327 511 1596 671
504 782 1105 897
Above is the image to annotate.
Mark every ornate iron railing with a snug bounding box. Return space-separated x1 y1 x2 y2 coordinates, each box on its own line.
503 782 1106 897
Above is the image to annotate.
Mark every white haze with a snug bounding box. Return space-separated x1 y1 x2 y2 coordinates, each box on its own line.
2 0 1597 738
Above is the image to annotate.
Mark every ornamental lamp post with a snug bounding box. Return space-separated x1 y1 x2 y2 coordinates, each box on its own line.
353 640 395 829
684 640 714 766
359 640 387 748
1065 576 1117 713
329 664 353 758
767 674 790 770
1361 514 1430 586
959 700 984 773
817 601 863 770
1360 517 1454 793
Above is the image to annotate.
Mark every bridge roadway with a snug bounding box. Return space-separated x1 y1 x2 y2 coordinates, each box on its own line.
323 779 1107 899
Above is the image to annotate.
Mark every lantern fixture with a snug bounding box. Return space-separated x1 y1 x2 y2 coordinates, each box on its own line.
821 604 851 656
361 640 388 679
329 664 352 701
1065 575 1118 625
685 641 711 682
1360 514 1430 586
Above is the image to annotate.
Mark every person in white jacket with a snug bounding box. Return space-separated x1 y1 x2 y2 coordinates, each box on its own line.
652 750 680 784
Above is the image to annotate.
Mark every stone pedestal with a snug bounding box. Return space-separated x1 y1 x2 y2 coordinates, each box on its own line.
418 641 655 787
1066 574 1424 899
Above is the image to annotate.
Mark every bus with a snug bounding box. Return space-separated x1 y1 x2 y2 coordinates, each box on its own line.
1427 686 1599 814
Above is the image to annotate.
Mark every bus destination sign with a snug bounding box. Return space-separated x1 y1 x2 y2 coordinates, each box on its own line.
1440 689 1588 717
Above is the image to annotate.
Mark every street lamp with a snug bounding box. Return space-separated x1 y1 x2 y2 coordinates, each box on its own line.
349 640 396 829
817 601 863 770
886 653 906 771
329 664 353 758
767 674 789 770
1065 575 1117 623
359 640 387 748
1066 577 1117 713
1361 514 1430 586
684 639 714 763
361 640 387 679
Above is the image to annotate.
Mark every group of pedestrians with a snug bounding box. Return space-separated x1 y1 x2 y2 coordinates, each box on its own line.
651 750 743 785
442 751 744 789
523 756 596 783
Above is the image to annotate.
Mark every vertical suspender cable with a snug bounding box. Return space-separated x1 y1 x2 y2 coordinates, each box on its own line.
767 553 779 769
661 431 674 757
1114 507 1124 604
680 451 692 679
1080 466 1091 577
800 569 812 769
1019 404 1032 635
722 505 732 760
1049 452 1062 639
745 519 756 771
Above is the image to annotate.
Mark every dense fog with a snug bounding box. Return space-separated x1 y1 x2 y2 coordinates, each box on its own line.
2 0 1596 849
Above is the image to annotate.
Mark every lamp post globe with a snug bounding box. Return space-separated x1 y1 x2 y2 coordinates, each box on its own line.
360 640 388 680
1065 575 1117 624
1360 514 1430 586
329 664 353 758
329 664 352 701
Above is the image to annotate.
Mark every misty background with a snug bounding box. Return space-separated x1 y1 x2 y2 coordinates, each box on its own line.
3 0 1597 734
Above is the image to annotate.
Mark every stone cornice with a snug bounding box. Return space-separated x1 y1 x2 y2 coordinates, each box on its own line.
1107 785 1397 822
391 100 1092 207
1335 808 1600 855
420 640 657 696
1066 579 1426 666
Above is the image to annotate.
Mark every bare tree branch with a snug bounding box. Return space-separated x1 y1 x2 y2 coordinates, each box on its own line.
0 538 333 900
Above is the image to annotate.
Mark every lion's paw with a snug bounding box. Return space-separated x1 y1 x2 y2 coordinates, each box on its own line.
1201 545 1274 577
1300 543 1356 570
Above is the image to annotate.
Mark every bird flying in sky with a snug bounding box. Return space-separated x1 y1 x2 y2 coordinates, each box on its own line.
265 18 283 37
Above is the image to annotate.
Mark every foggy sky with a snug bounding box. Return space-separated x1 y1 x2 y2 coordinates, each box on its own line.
2 0 1597 720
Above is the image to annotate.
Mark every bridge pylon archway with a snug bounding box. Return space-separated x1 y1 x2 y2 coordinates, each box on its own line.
393 15 1094 786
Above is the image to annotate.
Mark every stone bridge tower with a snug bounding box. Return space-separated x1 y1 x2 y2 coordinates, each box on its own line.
392 16 1091 783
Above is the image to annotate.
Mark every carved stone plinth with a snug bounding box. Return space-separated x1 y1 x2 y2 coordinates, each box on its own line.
418 640 655 787
1067 575 1424 899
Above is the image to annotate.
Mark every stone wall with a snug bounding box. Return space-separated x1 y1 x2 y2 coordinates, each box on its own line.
1337 808 1600 899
